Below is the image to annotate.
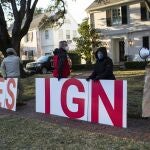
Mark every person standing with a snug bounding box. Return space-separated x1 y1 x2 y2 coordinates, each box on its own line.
1 48 24 105
142 65 150 118
86 47 115 81
53 41 71 80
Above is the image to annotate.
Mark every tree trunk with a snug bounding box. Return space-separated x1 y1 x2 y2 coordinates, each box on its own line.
11 38 21 57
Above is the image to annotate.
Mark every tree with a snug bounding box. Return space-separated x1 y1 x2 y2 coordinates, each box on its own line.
74 19 101 64
0 0 66 56
34 7 43 16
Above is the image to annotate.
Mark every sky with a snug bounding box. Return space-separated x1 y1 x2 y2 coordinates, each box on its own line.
36 0 94 23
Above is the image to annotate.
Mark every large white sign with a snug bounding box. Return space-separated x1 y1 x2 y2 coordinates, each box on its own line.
36 78 127 128
0 78 18 111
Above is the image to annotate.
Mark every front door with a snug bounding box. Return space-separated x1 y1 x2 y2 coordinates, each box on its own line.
119 41 125 61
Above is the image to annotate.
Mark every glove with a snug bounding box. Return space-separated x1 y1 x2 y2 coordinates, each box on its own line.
93 76 100 82
58 76 62 81
86 77 91 81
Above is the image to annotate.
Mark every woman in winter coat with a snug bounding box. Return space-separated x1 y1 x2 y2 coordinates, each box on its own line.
86 47 115 81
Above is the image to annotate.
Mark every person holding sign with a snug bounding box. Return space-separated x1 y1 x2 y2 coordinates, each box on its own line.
53 41 71 80
1 48 25 106
86 47 115 81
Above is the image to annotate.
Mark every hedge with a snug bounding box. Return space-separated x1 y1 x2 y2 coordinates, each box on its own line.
71 64 94 71
68 53 81 65
124 61 149 69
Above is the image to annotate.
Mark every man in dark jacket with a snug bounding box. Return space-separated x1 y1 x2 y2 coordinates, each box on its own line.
53 41 71 80
86 47 115 81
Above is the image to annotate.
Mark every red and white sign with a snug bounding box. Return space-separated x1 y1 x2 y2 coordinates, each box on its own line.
0 78 18 111
36 78 127 128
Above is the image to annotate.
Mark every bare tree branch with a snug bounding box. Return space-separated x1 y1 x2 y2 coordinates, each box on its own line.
19 0 26 21
20 0 38 38
10 0 19 18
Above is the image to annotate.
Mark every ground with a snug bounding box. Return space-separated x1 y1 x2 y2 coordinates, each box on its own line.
0 70 150 149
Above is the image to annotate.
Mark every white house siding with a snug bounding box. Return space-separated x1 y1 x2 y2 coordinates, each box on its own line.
40 29 54 55
21 29 38 60
52 13 78 51
89 2 150 63
21 12 78 60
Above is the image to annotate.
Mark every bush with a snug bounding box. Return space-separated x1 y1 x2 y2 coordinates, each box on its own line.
68 52 81 65
72 64 94 71
125 61 148 69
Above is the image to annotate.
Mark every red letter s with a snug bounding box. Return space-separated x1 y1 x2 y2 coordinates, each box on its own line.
5 79 16 110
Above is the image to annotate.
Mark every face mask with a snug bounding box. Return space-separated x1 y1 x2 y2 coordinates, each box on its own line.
65 46 69 51
97 52 103 60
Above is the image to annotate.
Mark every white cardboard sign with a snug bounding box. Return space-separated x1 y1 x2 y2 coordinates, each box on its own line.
36 78 127 128
0 78 18 111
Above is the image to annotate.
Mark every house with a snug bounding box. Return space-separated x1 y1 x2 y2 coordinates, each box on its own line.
21 12 78 60
86 0 150 64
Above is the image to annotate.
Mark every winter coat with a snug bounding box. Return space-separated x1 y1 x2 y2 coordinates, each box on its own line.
53 48 70 78
88 48 115 80
1 55 21 78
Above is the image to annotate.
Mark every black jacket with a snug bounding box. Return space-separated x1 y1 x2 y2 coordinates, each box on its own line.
89 48 115 80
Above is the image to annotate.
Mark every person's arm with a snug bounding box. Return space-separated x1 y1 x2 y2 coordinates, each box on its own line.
86 64 97 81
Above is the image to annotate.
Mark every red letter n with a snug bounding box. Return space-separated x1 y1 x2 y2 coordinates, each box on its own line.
91 80 123 127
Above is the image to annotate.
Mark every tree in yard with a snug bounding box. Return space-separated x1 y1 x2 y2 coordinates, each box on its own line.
34 7 44 16
0 0 66 56
74 19 101 64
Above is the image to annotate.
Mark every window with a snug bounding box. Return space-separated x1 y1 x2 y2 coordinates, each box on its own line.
73 30 77 38
66 30 70 39
106 5 128 26
141 2 150 21
59 29 63 40
25 32 33 42
143 36 149 49
112 8 121 25
45 30 49 39
28 50 34 60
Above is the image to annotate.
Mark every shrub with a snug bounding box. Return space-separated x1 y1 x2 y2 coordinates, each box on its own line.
71 64 94 71
124 61 148 69
68 52 81 65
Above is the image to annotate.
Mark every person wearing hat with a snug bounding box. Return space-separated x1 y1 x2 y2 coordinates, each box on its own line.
1 48 25 106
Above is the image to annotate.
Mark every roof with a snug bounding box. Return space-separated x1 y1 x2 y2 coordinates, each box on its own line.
86 0 144 12
29 13 46 29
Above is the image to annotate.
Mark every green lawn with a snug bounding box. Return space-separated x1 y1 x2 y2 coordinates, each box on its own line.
0 116 149 149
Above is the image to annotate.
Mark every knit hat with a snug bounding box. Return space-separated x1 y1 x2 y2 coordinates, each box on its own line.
6 48 17 55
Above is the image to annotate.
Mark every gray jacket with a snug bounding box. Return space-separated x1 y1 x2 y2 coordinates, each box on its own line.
1 55 21 78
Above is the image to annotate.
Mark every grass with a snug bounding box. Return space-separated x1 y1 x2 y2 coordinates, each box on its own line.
0 116 149 149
